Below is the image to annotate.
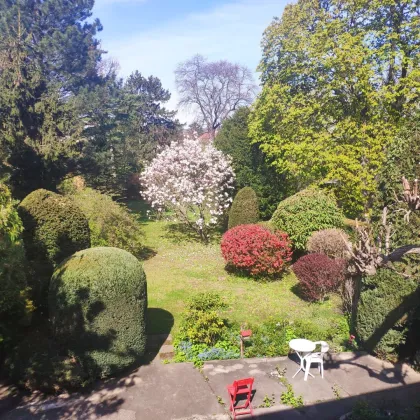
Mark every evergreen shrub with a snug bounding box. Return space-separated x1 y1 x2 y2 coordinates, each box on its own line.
356 269 419 359
228 187 259 229
49 247 147 379
271 189 344 250
18 189 90 305
63 186 144 259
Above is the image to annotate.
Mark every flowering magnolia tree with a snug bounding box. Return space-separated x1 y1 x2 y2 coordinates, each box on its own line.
140 139 235 242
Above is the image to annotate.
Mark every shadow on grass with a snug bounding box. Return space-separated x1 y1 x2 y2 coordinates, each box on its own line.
146 308 174 336
137 246 157 261
163 223 222 245
224 264 290 283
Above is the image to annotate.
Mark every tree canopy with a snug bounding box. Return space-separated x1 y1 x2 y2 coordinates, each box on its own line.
250 0 420 217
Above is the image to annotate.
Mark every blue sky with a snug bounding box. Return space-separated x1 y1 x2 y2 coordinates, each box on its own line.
92 0 291 123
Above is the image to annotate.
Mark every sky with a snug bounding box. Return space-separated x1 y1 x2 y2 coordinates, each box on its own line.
91 0 291 124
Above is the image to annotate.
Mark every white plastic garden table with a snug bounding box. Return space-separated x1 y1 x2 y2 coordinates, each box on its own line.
289 339 316 379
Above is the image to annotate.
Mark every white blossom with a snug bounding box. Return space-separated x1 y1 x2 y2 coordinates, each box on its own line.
140 139 235 242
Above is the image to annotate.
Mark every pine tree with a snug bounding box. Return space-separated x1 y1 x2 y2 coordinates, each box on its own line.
0 0 103 196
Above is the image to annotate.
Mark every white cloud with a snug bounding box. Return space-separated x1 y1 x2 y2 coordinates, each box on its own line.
99 0 289 124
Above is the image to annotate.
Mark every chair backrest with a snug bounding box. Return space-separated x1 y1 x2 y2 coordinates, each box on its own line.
232 377 254 399
314 341 329 354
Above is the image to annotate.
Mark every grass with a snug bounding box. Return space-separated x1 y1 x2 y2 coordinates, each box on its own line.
128 200 346 336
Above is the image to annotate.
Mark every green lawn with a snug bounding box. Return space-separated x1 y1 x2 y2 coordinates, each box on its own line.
129 201 346 337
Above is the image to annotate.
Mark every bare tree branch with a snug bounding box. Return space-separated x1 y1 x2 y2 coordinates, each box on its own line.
175 55 257 138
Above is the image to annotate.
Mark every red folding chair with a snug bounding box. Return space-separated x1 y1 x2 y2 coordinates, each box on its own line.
227 377 254 419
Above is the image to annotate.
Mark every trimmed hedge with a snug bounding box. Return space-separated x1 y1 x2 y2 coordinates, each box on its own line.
18 189 90 306
49 247 147 379
356 269 419 359
271 189 344 251
228 187 259 229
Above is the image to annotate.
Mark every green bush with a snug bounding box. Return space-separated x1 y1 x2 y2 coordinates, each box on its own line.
18 189 90 306
49 247 147 379
64 187 144 259
245 317 350 358
271 189 344 250
228 187 259 229
0 184 32 348
179 293 227 346
356 269 419 359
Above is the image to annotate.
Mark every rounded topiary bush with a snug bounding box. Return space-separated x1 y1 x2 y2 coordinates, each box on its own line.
271 189 344 251
307 228 351 259
228 187 259 229
221 224 292 277
49 247 147 379
292 253 346 302
356 269 418 359
18 189 90 306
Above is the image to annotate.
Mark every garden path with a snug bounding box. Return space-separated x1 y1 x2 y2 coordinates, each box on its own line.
2 352 420 419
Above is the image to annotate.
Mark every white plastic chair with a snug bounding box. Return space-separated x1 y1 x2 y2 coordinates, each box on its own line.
304 341 329 381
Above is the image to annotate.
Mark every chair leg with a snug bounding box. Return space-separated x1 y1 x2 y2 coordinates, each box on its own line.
304 360 311 381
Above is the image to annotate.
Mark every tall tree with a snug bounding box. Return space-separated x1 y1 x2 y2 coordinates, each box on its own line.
78 70 181 197
175 55 257 138
0 0 103 197
214 107 291 219
250 0 420 217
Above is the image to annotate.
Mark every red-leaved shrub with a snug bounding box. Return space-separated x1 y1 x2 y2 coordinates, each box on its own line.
221 224 292 277
292 254 346 302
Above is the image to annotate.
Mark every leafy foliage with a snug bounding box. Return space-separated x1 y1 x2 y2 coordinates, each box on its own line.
228 187 259 229
18 189 90 306
356 269 419 359
214 107 289 219
307 228 351 259
0 184 31 347
271 189 344 251
174 340 240 367
245 317 350 358
293 254 346 302
49 247 147 379
179 293 228 346
221 224 292 277
250 0 419 217
61 182 144 259
140 139 235 242
280 383 303 408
